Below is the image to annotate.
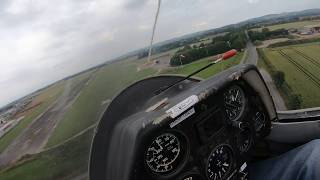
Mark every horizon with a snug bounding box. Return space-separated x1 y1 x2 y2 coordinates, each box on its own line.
1 0 319 107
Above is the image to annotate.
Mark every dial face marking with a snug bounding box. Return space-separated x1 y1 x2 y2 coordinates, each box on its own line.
223 162 229 167
206 145 233 180
145 133 181 173
224 85 246 121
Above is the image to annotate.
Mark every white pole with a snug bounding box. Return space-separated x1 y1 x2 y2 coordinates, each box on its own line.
147 0 162 63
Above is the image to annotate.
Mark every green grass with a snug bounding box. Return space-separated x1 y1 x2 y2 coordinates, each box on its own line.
69 70 96 91
258 48 298 109
253 20 320 31
261 44 320 108
257 50 268 70
0 82 65 153
46 60 157 148
162 52 243 79
283 48 320 78
294 44 320 61
0 128 93 180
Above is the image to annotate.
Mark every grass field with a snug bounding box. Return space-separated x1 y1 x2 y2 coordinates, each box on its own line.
68 70 96 92
0 129 93 180
162 52 243 79
253 20 320 31
45 60 157 148
0 81 65 153
260 43 320 108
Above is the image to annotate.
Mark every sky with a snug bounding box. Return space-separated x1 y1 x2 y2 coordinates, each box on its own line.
0 0 319 107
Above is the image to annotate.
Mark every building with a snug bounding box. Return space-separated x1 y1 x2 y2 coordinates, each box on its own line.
307 25 320 32
298 28 313 35
298 25 320 35
288 28 298 33
0 116 24 138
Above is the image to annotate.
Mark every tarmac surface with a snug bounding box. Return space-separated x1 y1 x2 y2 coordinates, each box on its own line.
243 41 259 65
0 78 88 168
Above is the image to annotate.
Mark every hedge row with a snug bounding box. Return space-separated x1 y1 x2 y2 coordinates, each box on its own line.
258 49 302 109
268 38 320 48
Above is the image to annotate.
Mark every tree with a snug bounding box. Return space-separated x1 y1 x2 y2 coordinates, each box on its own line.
253 40 263 46
274 71 285 88
289 93 302 109
248 28 289 41
199 43 205 48
183 45 192 51
170 29 249 66
262 28 270 33
137 50 148 59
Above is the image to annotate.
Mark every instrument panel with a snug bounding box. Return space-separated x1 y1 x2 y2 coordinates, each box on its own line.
143 82 270 180
89 65 276 180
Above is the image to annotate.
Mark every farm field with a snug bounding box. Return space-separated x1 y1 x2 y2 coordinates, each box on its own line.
260 43 320 108
253 20 320 31
0 81 66 153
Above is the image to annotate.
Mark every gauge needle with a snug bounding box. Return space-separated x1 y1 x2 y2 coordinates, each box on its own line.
156 140 163 151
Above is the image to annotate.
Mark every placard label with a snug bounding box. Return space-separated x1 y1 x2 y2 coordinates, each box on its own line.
166 95 199 118
170 108 195 128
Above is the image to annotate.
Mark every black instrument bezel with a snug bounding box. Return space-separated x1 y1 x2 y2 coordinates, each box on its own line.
143 129 190 179
205 144 235 180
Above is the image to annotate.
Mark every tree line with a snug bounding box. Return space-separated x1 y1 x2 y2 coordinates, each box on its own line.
170 30 247 66
248 28 289 42
138 37 200 59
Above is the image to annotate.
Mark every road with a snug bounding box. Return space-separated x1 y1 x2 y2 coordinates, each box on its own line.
0 79 85 168
242 37 287 110
242 41 259 65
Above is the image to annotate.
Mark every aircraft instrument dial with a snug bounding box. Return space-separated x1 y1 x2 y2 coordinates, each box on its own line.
206 145 233 180
145 133 181 174
224 85 246 121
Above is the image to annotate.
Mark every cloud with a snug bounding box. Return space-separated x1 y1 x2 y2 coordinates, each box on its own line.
124 0 149 10
5 0 30 15
0 0 319 107
138 24 151 31
247 0 260 4
192 21 208 28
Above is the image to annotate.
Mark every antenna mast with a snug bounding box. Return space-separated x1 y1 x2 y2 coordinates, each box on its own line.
147 0 162 63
